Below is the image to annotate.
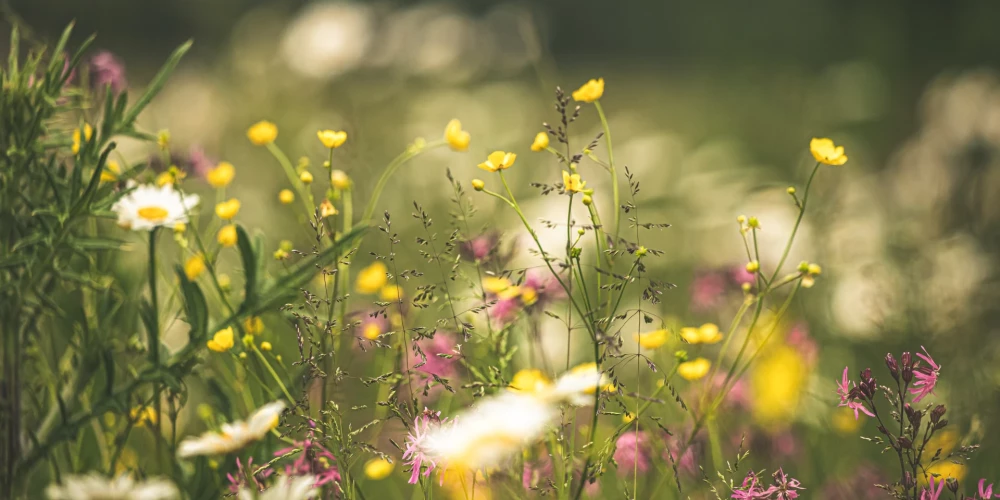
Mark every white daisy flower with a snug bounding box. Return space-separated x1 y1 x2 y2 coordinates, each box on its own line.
238 475 317 500
111 182 199 231
178 400 286 458
46 473 179 500
551 362 612 406
420 391 559 472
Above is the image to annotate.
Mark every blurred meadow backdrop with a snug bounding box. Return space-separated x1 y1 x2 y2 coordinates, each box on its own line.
4 0 1000 498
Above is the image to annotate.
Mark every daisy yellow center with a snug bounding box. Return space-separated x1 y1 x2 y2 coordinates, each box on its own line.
137 206 169 222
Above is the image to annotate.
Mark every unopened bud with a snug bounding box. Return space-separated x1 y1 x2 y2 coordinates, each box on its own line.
930 405 946 424
299 171 314 184
786 186 796 195
746 260 760 273
885 353 899 380
737 215 747 224
747 216 760 228
582 194 593 205
797 261 810 273
934 419 948 430
898 436 912 449
946 477 959 493
635 246 648 257
471 179 485 191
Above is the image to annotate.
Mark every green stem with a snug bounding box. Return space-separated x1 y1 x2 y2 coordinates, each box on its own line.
361 140 446 225
266 142 315 218
593 101 620 256
767 162 821 284
251 344 295 403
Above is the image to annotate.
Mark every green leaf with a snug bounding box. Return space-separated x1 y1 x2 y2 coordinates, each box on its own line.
175 265 209 342
139 299 159 363
121 40 193 127
256 225 366 313
70 142 117 217
72 237 126 251
235 225 258 312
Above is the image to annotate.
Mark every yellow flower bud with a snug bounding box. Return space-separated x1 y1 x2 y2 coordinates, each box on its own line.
737 215 747 224
218 274 231 291
635 246 648 257
215 198 241 220
274 249 289 260
278 189 295 204
330 170 351 190
173 222 186 234
244 316 264 334
444 119 470 152
260 341 272 351
238 352 247 359
299 171 313 184
747 216 760 228
317 129 348 149
471 179 485 191
207 162 235 188
807 263 822 275
217 224 238 247
247 120 278 146
582 194 593 205
364 458 395 480
280 240 294 251
530 132 550 152
746 260 760 273
100 160 121 183
184 254 205 281
72 124 93 155
156 129 171 150
786 186 796 195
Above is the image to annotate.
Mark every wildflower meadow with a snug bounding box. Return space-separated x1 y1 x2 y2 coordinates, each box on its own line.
2 4 1000 500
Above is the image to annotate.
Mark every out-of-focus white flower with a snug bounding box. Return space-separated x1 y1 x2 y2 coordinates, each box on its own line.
421 391 558 472
111 182 199 231
551 362 612 405
46 474 179 500
238 475 317 500
280 3 373 79
178 401 285 457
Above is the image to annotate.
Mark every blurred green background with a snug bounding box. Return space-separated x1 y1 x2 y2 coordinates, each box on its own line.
6 0 1000 494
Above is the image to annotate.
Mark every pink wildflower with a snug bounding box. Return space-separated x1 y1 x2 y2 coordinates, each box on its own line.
409 331 458 378
613 430 652 475
523 268 567 304
402 409 446 484
730 264 757 286
272 424 341 490
732 471 777 499
690 270 728 311
522 456 553 490
836 366 874 420
89 50 127 94
979 478 998 499
909 346 940 404
226 457 271 494
772 468 804 500
921 475 945 500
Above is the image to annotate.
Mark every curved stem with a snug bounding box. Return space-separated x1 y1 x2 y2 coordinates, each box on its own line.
266 142 315 218
361 140 446 225
593 101 620 256
767 162 821 283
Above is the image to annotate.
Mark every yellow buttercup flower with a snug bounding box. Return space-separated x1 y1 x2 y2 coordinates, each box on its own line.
260 341 272 351
101 161 122 183
356 262 388 294
129 406 158 427
215 198 241 220
562 170 586 193
444 119 471 152
207 327 235 352
677 357 711 381
155 171 174 187
299 171 314 184
482 276 520 299
750 345 807 426
380 285 403 302
809 138 848 166
278 189 295 204
320 199 338 218
679 323 723 344
217 224 238 247
330 170 351 190
572 78 605 103
207 162 235 188
530 132 549 152
363 322 381 340
509 368 552 395
317 130 348 149
477 151 516 173
247 120 278 146
244 316 265 334
184 254 205 281
364 457 395 480
520 287 538 306
634 329 669 349
72 124 93 154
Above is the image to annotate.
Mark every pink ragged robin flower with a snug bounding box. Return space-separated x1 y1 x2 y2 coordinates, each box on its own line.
909 346 940 404
979 478 999 499
272 422 341 490
731 471 777 499
402 408 447 484
920 475 944 500
613 430 652 476
836 366 874 420
772 468 804 500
